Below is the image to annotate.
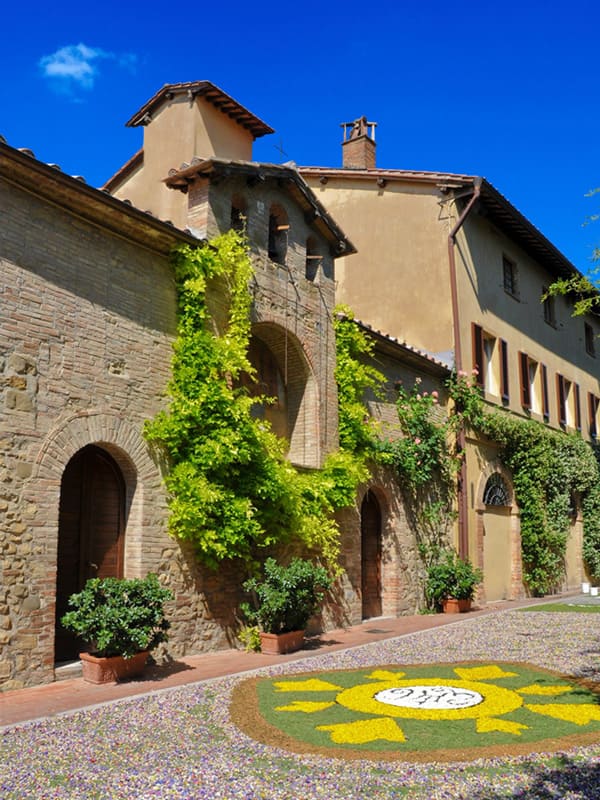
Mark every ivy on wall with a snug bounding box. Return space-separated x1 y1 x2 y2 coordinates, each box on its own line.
144 231 600 590
481 410 600 593
333 306 385 457
144 233 369 570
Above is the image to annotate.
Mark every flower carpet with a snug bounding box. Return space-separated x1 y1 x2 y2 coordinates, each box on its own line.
232 662 600 762
3 610 600 798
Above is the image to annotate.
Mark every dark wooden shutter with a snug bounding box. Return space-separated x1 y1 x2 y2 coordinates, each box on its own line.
589 393 598 440
500 339 509 402
574 383 581 431
472 324 484 388
519 352 530 409
557 374 566 426
541 365 549 422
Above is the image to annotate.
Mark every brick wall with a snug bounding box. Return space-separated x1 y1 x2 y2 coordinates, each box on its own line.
0 179 251 689
189 174 339 466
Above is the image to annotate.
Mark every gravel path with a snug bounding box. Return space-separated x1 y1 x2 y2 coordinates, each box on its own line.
2 610 600 799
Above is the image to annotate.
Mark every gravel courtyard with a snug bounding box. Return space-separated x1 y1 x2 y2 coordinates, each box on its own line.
2 610 600 799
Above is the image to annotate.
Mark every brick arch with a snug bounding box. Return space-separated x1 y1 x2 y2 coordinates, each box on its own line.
251 322 320 467
475 461 517 512
29 411 165 578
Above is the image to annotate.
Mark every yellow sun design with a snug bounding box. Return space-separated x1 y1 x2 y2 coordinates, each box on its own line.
273 664 598 746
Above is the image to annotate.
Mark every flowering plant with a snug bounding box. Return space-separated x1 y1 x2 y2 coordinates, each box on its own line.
379 379 450 490
446 369 484 429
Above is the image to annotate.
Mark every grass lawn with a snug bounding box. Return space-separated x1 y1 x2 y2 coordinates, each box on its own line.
519 603 600 613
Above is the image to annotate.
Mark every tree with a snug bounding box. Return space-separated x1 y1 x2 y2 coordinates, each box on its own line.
546 187 600 315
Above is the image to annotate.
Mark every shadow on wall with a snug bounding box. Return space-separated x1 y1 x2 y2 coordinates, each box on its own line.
169 542 245 650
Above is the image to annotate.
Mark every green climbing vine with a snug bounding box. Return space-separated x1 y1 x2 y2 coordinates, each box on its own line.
375 369 483 573
144 232 369 570
144 229 600 590
333 306 385 457
481 410 600 593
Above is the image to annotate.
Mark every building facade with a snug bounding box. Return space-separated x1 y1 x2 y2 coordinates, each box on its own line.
300 121 599 600
2 82 593 690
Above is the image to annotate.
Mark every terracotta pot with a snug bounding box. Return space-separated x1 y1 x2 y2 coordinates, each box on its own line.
442 598 471 614
259 630 305 655
79 650 149 684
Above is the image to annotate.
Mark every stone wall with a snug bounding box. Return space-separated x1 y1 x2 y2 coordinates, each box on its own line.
0 167 343 690
189 173 339 465
0 178 262 689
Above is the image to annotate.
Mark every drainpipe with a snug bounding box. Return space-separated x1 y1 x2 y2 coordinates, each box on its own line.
447 177 482 558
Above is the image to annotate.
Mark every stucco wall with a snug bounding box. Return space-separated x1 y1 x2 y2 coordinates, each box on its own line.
303 176 454 360
112 94 254 229
455 213 600 434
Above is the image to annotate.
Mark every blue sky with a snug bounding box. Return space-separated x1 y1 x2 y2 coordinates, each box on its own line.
2 0 599 272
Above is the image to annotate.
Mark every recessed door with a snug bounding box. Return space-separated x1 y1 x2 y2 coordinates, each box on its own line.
54 445 125 662
361 492 382 619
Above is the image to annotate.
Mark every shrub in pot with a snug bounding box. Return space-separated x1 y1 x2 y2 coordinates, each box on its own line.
61 574 173 683
425 549 483 613
241 558 332 654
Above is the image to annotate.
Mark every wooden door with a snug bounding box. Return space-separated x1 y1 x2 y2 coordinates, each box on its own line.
54 445 125 663
361 492 382 619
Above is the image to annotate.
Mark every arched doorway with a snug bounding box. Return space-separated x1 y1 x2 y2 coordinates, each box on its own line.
481 472 513 602
54 445 125 662
361 491 382 619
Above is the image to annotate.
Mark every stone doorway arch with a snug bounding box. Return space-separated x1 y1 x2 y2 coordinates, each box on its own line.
476 463 523 602
54 445 126 662
361 490 382 619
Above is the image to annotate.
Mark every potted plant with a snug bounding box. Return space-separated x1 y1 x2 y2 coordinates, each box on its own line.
425 549 483 613
241 557 332 654
61 574 173 683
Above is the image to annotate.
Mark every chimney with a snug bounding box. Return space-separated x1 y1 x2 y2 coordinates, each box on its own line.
341 116 377 169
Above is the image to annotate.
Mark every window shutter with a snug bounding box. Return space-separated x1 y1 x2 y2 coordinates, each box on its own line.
574 383 581 431
472 324 484 388
557 374 566 426
541 365 549 422
500 339 509 402
588 392 597 440
519 352 530 409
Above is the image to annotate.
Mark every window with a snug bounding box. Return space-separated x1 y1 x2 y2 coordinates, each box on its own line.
519 352 543 414
268 204 289 265
556 374 578 429
472 324 509 401
503 256 518 298
542 288 556 327
519 352 531 409
305 236 321 281
483 473 510 506
585 322 596 357
230 194 247 232
588 393 600 440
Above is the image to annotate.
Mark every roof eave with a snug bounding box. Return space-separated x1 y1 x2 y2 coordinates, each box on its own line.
0 143 199 256
165 159 356 257
125 81 275 139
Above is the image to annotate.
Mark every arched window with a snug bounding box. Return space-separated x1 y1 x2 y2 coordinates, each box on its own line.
240 337 288 440
305 236 321 281
268 204 288 265
231 194 247 232
483 473 510 507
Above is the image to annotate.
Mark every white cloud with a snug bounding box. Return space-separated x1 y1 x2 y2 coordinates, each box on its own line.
39 43 137 93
